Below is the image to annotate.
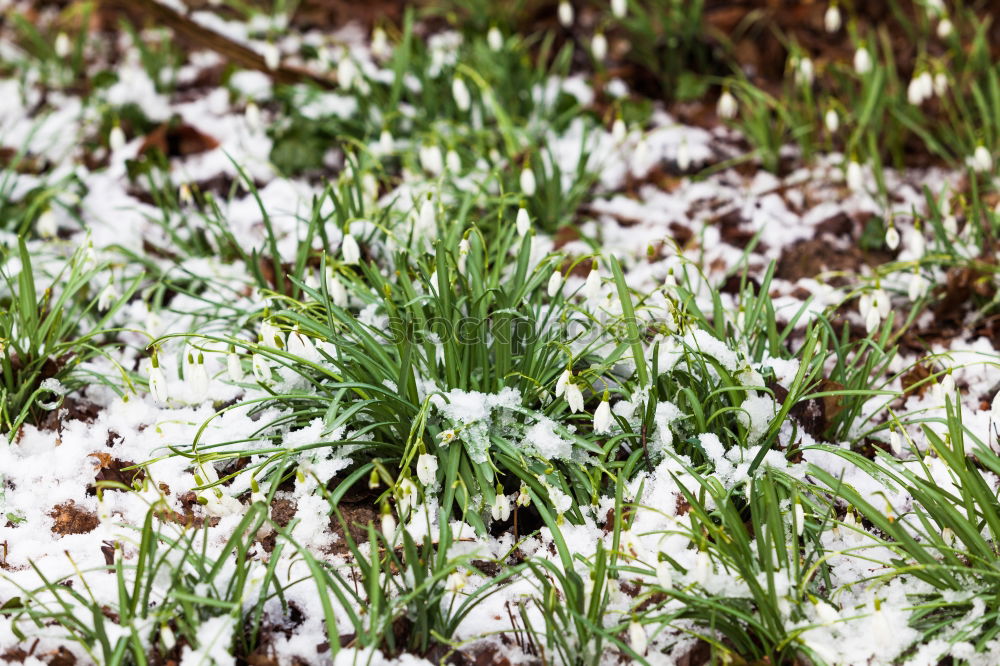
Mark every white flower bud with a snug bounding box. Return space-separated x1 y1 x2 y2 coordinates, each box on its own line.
227 352 244 382
824 5 842 33
889 429 902 456
717 90 738 119
341 233 361 264
337 56 357 90
109 126 126 153
516 207 531 237
261 43 280 70
908 271 927 302
593 399 612 434
676 139 691 172
371 27 390 60
612 0 627 18
795 57 815 86
854 47 872 75
520 166 537 196
971 146 993 173
452 76 471 112
37 209 57 238
815 600 840 624
245 102 261 130
251 353 270 383
487 26 503 51
846 160 864 191
612 117 627 142
885 226 900 250
564 381 584 413
54 32 71 58
655 561 673 588
937 18 953 39
148 366 168 404
547 269 563 297
558 1 574 27
446 569 467 593
591 32 607 61
184 351 209 403
933 72 949 97
628 621 647 656
379 129 394 155
824 108 839 133
555 369 571 398
445 149 461 173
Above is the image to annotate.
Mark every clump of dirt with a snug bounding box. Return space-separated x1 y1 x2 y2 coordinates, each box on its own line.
49 501 99 536
87 453 146 493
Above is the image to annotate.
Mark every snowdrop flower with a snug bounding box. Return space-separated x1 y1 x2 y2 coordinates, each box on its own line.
446 570 468 593
445 149 461 173
888 428 902 456
148 361 168 404
691 550 711 585
452 76 471 112
591 32 608 61
380 509 397 543
396 478 418 515
937 17 953 39
379 128 394 155
824 4 842 32
36 209 57 238
824 108 839 133
457 237 471 274
612 117 627 143
908 271 928 301
655 561 673 589
251 353 270 383
555 369 571 398
676 139 691 172
520 165 537 196
371 27 390 60
593 398 612 434
611 0 627 18
564 379 584 413
933 72 948 97
337 56 357 90
793 502 806 536
628 621 648 656
341 233 361 264
286 328 314 358
97 282 119 312
179 182 194 206
420 144 444 175
487 26 503 51
941 215 957 237
160 624 176 652
516 484 531 507
491 493 512 521
439 429 457 445
109 125 126 153
516 207 531 237
260 320 283 349
262 43 280 70
854 47 872 75
584 266 603 304
795 57 815 86
846 160 864 191
245 102 261 130
54 32 71 58
185 352 209 402
418 196 436 232
939 373 956 400
558 0 574 27
905 224 926 258
885 225 900 250
940 526 955 546
717 90 738 119
815 599 840 624
971 145 993 173
907 75 926 106
227 349 244 382
547 269 563 297
860 288 890 334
